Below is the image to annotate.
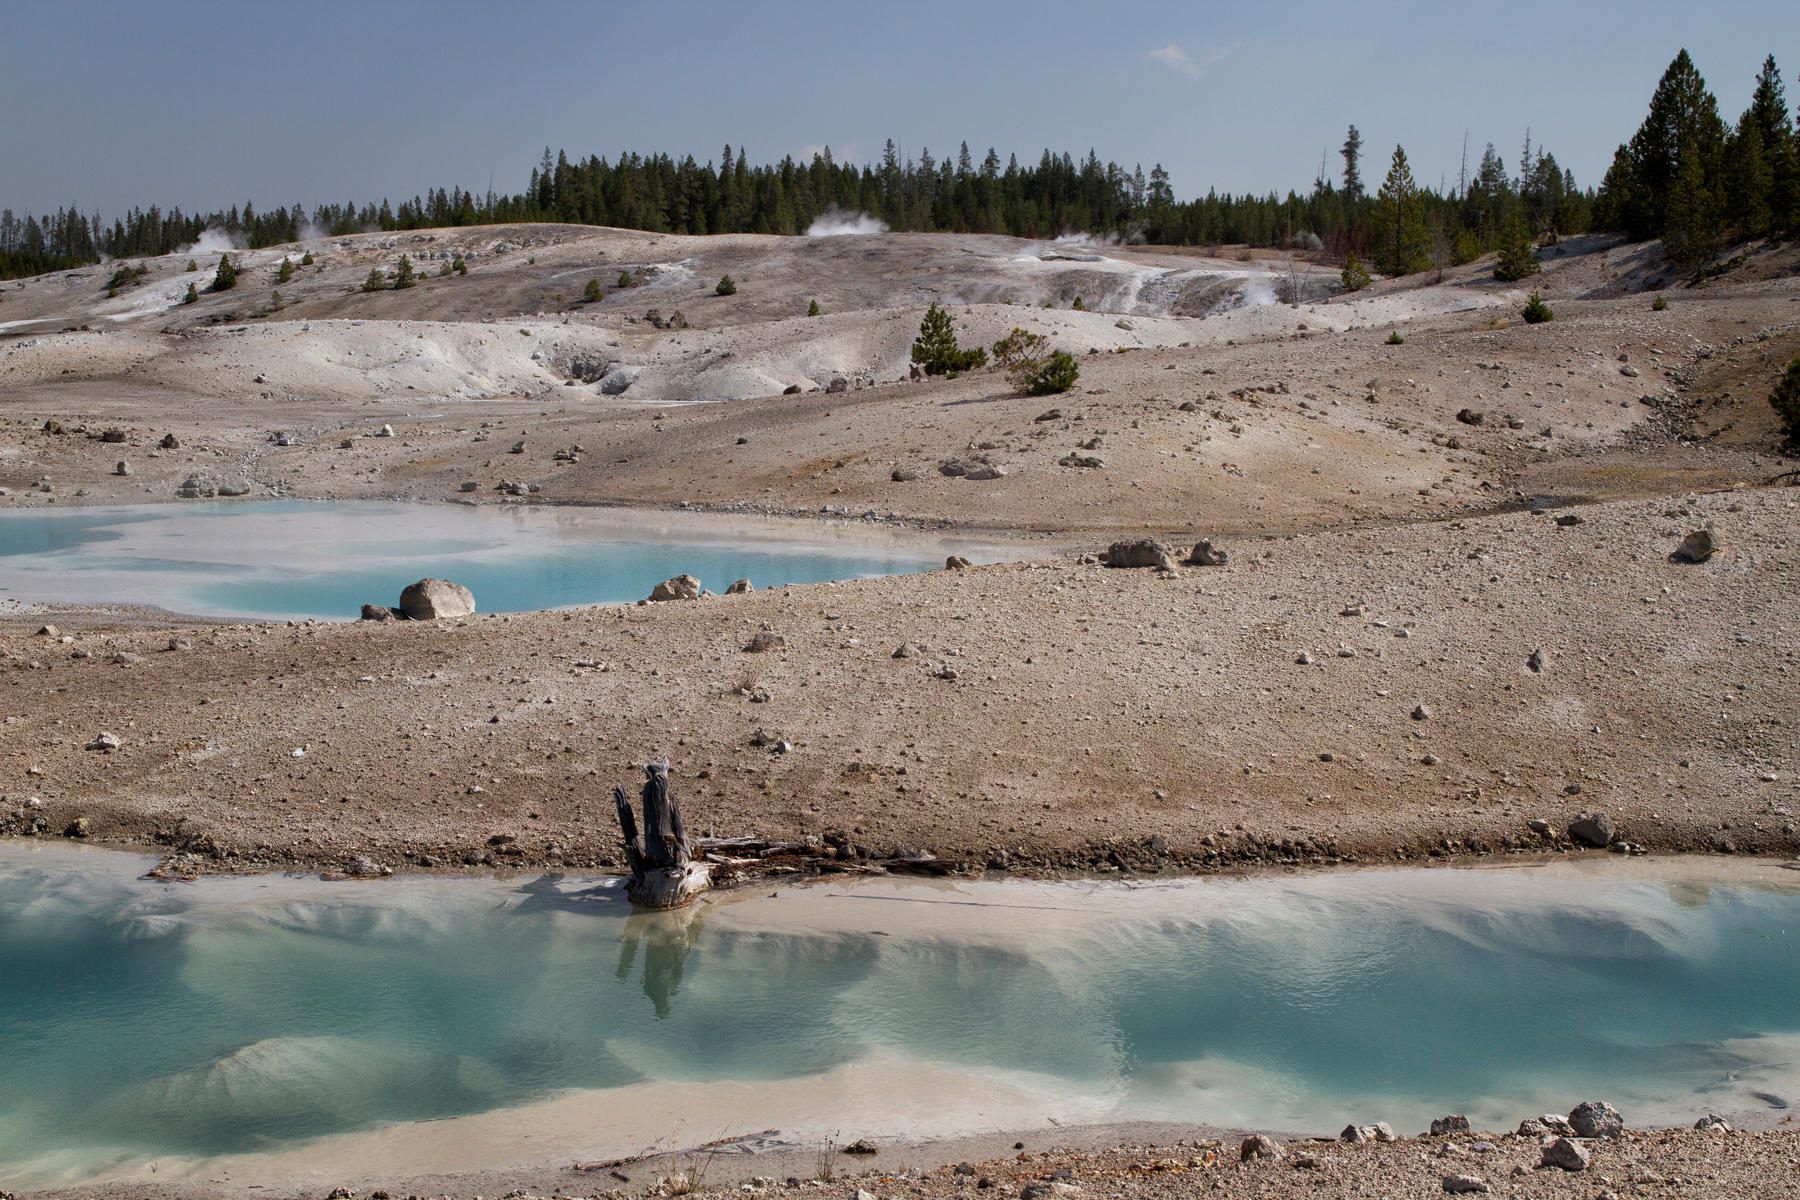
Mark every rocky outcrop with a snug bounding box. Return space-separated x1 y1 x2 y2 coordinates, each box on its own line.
397 578 475 620
1103 539 1179 570
649 574 701 602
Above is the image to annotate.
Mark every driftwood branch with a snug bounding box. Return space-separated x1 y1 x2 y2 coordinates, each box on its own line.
613 759 711 909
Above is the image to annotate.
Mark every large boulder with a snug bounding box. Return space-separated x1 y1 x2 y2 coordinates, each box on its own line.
1568 812 1615 848
1539 1137 1589 1172
398 578 475 620
649 574 701 602
1103 539 1179 570
1568 1100 1624 1139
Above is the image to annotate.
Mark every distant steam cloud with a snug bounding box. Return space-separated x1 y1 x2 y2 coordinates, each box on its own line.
805 209 888 237
187 228 247 255
1053 231 1121 249
1240 275 1278 308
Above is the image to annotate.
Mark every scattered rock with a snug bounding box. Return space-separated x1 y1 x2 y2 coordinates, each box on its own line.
1429 1115 1471 1137
398 578 475 620
842 1139 878 1156
166 637 192 652
1411 703 1432 721
100 427 127 443
783 384 803 395
1620 364 1639 377
891 467 919 482
1102 539 1179 570
1694 1113 1733 1133
1555 513 1585 526
1455 409 1484 426
1441 1175 1490 1194
826 377 849 394
1539 1137 1590 1172
1295 651 1314 665
1240 1135 1284 1162
1035 409 1063 422
111 651 143 665
893 643 918 659
649 574 702 602
360 604 402 621
945 556 972 570
1568 812 1615 848
1670 529 1715 563
745 631 786 653
1186 540 1229 566
725 579 754 595
159 433 180 449
1527 648 1546 673
1568 1100 1624 1139
87 731 122 752
1059 453 1105 468
114 460 130 476
375 424 394 438
343 855 391 877
37 625 58 637
64 817 92 838
963 464 1006 481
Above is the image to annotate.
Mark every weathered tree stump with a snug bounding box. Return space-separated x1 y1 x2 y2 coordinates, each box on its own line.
613 759 711 909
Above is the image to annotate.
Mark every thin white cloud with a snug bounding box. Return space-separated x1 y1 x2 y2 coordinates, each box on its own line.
1147 41 1238 79
1147 43 1199 77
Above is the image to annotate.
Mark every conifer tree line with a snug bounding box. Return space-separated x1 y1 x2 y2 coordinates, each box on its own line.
2 49 1794 282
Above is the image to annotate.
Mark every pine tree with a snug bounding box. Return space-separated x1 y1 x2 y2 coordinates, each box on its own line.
1746 55 1798 234
277 256 293 283
715 274 736 295
1493 219 1541 281
454 255 467 276
1340 252 1370 291
1521 292 1553 323
210 253 237 291
362 267 386 292
807 299 820 316
1770 356 1800 448
1341 126 1363 201
182 282 198 304
393 255 415 288
1372 145 1431 276
911 302 986 375
583 278 602 303
300 250 314 266
1614 49 1728 244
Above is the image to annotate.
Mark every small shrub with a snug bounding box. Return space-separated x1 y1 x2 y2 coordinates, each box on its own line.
393 255 416 289
300 250 314 266
1770 356 1800 448
1019 349 1080 395
1521 292 1553 324
211 253 237 292
454 255 468 276
807 299 820 317
715 274 737 296
361 268 386 293
1340 252 1370 292
618 270 634 288
439 259 453 277
1071 295 1086 311
107 263 148 292
583 278 602 303
184 259 198 272
1386 330 1405 345
277 257 294 283
183 282 198 304
1652 294 1668 311
990 327 1046 372
268 290 283 312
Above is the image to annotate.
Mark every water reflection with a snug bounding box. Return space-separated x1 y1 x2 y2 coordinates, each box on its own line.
617 906 705 1019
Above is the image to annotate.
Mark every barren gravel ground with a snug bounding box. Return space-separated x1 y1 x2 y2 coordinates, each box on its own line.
4 225 1800 1197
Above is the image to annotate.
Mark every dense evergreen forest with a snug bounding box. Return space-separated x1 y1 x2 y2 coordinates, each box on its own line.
2 49 1794 282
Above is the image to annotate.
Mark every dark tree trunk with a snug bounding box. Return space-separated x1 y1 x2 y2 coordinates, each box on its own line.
613 759 710 908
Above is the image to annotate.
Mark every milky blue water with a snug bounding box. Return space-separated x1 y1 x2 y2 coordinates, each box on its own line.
0 503 971 619
2 848 1797 1185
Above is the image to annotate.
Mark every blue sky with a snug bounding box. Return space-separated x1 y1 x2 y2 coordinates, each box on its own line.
3 0 1796 218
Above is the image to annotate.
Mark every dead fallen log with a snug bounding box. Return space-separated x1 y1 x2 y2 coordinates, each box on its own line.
613 759 711 909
